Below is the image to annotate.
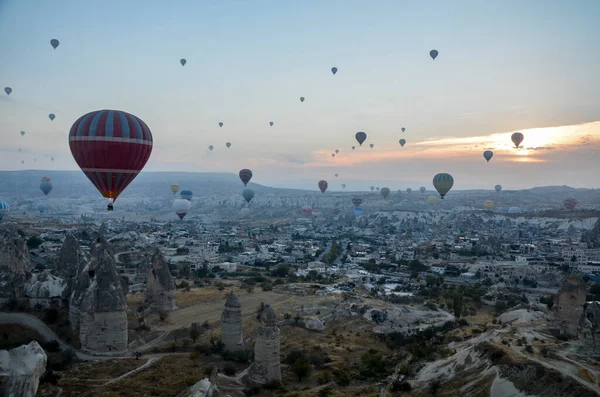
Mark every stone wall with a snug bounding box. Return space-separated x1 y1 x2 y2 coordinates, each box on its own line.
79 311 128 353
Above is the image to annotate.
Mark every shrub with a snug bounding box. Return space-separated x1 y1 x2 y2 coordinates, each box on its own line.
158 312 169 322
285 349 305 365
317 371 331 385
190 323 201 342
203 367 213 376
391 381 412 392
223 363 236 376
525 345 533 353
189 351 202 360
291 358 311 381
333 370 350 386
318 387 333 397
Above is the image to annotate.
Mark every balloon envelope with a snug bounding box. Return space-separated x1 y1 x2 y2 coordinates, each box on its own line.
483 150 494 162
50 39 59 49
353 207 363 217
240 208 250 217
239 169 253 186
420 186 426 194
170 184 180 195
209 145 214 151
20 131 25 136
495 184 502 193
380 187 390 199
180 190 193 201
226 142 231 148
406 188 412 193
355 132 367 146
335 149 339 154
300 97 305 102
40 177 53 196
173 198 191 219
401 127 406 133
180 58 187 66
4 87 11 95
508 206 521 214
331 67 338 75
399 139 406 147
352 197 363 208
68 109 153 203
369 143 374 149
342 184 346 189
563 198 577 211
433 173 454 199
38 202 47 214
269 122 274 127
219 122 223 127
49 114 55 121
428 195 437 205
430 49 439 60
301 205 312 216
484 200 494 210
511 132 524 148
352 146 355 150
0 202 9 221
318 180 328 193
242 188 255 203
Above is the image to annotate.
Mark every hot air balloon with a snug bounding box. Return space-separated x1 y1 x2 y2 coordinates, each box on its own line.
430 49 439 60
353 207 363 217
331 67 338 75
420 186 426 194
38 202 47 214
406 188 412 193
511 132 524 148
484 200 494 210
352 146 356 150
342 184 346 189
173 198 191 219
318 180 328 194
239 169 253 186
495 184 502 193
331 153 335 158
301 205 312 216
40 177 53 196
170 184 180 195
335 149 339 154
433 173 454 199
180 58 187 66
334 173 338 177
300 97 305 103
18 148 22 153
508 206 521 214
312 209 322 217
219 122 223 127
355 132 367 146
242 188 255 203
352 198 363 208
226 142 231 148
209 145 214 151
399 139 406 147
50 157 54 161
20 131 25 136
370 186 375 192
50 39 59 49
4 87 12 95
376 187 380 191
483 150 494 162
180 190 193 201
269 121 274 127
0 202 9 221
381 187 390 199
369 143 374 149
49 113 55 121
240 208 250 218
563 198 578 211
401 127 406 133
69 109 153 210
20 160 24 164
428 195 437 205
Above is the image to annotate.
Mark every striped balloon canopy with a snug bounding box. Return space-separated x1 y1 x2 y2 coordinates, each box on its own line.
0 202 9 221
68 110 153 205
433 173 454 199
239 169 253 186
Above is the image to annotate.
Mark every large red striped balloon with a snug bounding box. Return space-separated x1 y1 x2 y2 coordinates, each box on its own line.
69 110 153 202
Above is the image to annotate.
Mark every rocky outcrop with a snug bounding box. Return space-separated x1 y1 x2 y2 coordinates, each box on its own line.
555 276 587 338
247 305 281 385
299 317 325 332
69 255 95 331
144 248 175 312
582 218 600 247
0 227 31 303
55 234 82 279
0 341 47 397
79 245 128 353
221 292 243 351
24 271 67 308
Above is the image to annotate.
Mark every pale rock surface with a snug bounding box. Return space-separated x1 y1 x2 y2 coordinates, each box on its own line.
0 341 47 397
498 309 546 325
247 305 281 385
24 271 66 307
0 227 31 302
79 245 128 353
144 248 175 312
299 317 325 332
221 292 243 351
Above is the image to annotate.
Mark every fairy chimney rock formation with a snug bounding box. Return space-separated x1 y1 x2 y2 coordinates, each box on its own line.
248 305 281 384
0 341 47 397
0 227 31 303
221 292 243 351
144 248 176 312
555 276 587 337
79 246 128 353
56 234 81 279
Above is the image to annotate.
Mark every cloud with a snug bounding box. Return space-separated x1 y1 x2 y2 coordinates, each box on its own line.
283 155 306 165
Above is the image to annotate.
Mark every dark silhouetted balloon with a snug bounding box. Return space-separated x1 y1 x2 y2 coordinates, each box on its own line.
4 87 12 95
430 49 439 60
331 67 338 75
355 132 367 146
50 39 59 49
180 58 187 66
239 169 253 186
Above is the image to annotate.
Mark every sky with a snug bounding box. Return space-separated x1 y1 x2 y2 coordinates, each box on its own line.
1 0 599 192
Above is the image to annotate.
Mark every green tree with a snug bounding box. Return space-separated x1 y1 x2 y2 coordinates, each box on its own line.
27 236 43 249
291 358 312 381
452 290 464 320
190 322 201 343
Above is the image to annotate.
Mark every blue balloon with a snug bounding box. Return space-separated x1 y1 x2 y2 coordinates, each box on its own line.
180 190 193 201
